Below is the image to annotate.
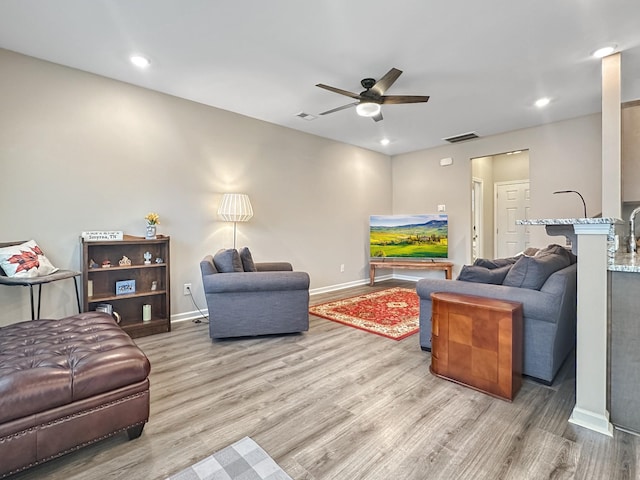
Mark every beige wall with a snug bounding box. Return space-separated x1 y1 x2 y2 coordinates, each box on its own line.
0 48 605 326
392 115 602 277
492 151 529 183
0 49 391 326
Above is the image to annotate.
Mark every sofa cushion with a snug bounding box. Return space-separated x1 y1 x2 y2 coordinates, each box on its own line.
239 247 257 272
213 249 244 273
457 264 512 284
0 240 59 278
502 251 570 290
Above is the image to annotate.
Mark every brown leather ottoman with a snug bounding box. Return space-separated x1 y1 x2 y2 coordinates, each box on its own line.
0 312 151 478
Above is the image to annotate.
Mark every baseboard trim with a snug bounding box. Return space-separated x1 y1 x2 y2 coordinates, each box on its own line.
310 278 371 295
171 310 207 323
309 273 419 295
569 406 614 437
172 274 417 321
392 273 422 282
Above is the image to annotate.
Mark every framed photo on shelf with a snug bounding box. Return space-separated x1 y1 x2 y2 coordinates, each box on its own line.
115 279 136 296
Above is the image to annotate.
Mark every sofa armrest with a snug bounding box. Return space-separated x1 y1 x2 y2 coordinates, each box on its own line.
256 262 293 272
203 271 309 294
416 279 561 322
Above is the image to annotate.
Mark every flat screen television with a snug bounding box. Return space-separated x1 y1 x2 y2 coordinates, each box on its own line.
370 214 448 259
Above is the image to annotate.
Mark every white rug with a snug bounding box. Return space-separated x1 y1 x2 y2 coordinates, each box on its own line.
166 436 292 480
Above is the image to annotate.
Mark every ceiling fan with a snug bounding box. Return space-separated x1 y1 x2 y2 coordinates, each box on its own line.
316 67 430 122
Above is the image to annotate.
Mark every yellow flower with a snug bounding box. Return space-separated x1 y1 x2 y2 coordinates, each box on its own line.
145 212 160 225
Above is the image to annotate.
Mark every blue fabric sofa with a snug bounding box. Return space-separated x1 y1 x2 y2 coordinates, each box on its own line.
416 246 577 384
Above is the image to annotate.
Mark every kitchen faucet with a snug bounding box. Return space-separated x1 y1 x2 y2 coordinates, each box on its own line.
629 206 640 253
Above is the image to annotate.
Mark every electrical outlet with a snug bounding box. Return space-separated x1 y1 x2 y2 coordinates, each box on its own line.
183 283 192 296
340 264 345 273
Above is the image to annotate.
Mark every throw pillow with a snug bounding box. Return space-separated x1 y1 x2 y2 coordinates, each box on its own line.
457 264 513 284
502 251 570 290
473 256 519 269
535 243 577 264
212 249 244 273
0 240 59 278
239 247 257 272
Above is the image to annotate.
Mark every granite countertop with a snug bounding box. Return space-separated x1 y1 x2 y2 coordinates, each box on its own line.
517 217 621 225
609 252 640 273
517 217 638 272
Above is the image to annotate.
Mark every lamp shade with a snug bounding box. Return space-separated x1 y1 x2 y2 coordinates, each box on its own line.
218 193 253 222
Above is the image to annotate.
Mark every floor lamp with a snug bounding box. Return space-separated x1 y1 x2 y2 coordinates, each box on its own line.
218 193 253 249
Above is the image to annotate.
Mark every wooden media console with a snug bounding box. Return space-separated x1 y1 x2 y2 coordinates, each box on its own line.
369 259 453 286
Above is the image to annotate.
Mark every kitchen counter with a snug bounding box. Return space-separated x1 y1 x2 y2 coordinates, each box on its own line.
609 252 640 273
517 217 622 257
517 217 620 226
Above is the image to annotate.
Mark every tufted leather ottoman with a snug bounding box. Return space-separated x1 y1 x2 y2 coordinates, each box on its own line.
0 312 151 477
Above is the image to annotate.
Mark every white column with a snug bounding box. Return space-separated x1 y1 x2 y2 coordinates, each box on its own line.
601 52 621 218
569 223 613 436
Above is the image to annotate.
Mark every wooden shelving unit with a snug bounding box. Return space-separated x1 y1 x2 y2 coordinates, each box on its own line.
82 235 171 338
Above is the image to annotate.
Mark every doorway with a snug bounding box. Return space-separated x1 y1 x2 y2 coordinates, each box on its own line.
471 150 530 259
472 177 483 260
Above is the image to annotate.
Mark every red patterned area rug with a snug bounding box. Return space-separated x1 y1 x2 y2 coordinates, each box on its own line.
309 287 420 340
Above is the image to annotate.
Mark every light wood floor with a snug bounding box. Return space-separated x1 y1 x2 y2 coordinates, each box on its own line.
11 280 639 480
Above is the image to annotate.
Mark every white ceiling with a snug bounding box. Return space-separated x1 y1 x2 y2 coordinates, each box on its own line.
1 0 639 155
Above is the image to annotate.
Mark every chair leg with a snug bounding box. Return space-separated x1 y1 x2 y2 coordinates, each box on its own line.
37 284 43 319
29 285 36 321
72 276 81 314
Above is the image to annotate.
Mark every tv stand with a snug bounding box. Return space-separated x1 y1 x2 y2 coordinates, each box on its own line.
369 259 453 286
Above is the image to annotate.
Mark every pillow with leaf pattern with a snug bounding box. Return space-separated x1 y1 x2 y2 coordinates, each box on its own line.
0 240 59 277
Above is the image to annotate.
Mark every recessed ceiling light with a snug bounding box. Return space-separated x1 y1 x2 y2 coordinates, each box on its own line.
592 45 617 59
380 138 390 146
534 97 550 108
130 55 151 68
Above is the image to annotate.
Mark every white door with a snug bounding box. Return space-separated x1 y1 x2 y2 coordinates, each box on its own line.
472 178 483 260
495 181 530 258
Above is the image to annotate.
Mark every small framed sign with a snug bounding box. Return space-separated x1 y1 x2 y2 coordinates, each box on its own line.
82 231 124 241
115 279 136 296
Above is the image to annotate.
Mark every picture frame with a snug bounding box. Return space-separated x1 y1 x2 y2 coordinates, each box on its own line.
115 279 136 296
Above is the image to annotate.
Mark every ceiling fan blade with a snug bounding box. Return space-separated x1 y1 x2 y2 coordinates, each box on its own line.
372 111 384 122
319 102 358 116
380 95 430 104
316 84 362 100
370 68 402 96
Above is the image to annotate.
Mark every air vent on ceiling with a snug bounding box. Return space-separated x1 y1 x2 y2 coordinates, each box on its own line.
443 131 479 143
295 112 317 121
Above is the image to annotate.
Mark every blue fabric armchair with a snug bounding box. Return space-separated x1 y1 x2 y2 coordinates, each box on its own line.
200 251 310 339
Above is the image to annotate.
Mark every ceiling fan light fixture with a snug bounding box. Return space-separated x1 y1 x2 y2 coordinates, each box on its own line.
356 102 381 117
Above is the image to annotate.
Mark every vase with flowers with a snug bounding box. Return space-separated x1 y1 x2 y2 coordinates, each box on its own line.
145 212 160 239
